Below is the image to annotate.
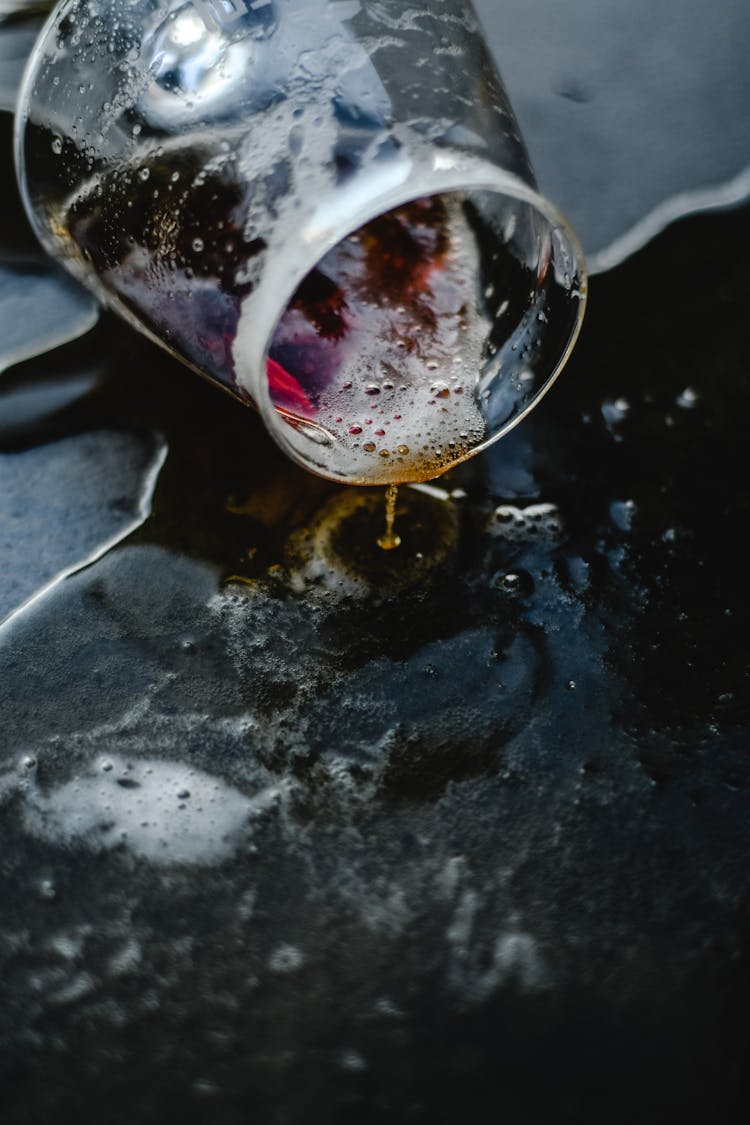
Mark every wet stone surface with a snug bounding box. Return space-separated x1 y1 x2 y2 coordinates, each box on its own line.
0 194 749 1121
2 4 750 1120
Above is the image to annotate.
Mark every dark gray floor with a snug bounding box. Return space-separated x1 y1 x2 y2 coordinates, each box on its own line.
0 4 749 1122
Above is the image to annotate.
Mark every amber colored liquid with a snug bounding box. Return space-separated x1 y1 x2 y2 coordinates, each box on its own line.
377 484 401 551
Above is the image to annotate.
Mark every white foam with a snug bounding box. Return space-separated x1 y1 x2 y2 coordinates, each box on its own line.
23 753 269 866
268 943 305 973
487 501 563 541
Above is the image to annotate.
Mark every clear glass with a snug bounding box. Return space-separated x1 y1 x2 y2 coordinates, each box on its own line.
15 0 587 485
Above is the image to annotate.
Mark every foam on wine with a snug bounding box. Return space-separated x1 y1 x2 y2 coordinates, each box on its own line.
266 195 490 484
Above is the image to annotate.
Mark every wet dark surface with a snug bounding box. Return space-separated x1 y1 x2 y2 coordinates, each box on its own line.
1 6 750 1123
1 174 750 1121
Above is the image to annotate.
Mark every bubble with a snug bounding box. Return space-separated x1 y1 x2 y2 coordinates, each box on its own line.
363 442 376 452
489 503 562 542
677 386 698 409
268 944 304 973
193 1080 220 1098
602 397 630 428
192 238 204 252
609 499 636 532
339 1049 367 1072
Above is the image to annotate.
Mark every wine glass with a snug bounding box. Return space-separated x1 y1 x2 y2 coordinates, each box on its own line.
16 0 586 484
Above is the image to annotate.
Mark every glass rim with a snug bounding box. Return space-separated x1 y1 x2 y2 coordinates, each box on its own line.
239 151 588 484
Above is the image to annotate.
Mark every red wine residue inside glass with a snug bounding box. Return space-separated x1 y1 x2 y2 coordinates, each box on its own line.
266 195 490 482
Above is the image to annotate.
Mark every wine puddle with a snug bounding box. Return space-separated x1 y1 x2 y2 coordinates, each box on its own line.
283 484 459 598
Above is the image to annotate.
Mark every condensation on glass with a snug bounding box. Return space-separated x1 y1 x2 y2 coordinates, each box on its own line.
15 0 587 484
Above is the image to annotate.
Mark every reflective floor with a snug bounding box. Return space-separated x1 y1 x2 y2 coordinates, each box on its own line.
1 5 749 1121
1 176 749 1121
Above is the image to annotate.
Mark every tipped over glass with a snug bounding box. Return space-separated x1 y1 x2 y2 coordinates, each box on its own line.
15 0 587 484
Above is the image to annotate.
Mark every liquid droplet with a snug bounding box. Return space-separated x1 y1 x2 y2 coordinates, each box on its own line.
377 484 401 551
677 386 698 409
